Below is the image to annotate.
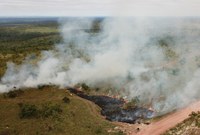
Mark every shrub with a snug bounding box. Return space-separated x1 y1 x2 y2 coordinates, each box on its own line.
40 103 62 118
18 102 62 119
123 97 140 109
62 97 70 103
189 111 197 118
115 131 124 135
81 83 91 94
95 127 103 134
4 89 24 98
37 85 46 90
19 104 38 118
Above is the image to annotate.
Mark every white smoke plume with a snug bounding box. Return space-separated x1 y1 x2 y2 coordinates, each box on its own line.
1 17 200 115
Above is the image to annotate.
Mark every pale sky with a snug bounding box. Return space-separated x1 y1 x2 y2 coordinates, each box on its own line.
0 0 200 17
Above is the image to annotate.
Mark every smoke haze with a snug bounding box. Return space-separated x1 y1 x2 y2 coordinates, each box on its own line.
1 17 200 115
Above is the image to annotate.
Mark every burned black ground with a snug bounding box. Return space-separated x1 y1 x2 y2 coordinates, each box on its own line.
68 88 154 124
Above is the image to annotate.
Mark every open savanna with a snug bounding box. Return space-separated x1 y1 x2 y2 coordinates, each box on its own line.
0 18 123 135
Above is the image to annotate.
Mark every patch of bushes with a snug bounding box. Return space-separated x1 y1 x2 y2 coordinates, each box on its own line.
164 111 200 135
115 131 125 135
81 83 91 94
3 89 24 98
95 127 103 134
37 84 58 90
19 103 38 118
62 97 70 103
19 102 62 119
40 103 62 118
37 85 46 90
123 97 140 109
75 83 91 94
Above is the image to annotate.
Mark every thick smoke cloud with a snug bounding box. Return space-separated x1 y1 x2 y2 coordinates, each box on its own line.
1 18 200 115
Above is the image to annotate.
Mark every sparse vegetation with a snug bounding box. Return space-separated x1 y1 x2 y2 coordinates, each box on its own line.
164 111 200 135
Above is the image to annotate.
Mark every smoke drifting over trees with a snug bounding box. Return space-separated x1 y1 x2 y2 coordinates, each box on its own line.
1 18 200 115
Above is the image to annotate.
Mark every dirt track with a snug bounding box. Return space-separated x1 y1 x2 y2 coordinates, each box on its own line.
117 101 200 135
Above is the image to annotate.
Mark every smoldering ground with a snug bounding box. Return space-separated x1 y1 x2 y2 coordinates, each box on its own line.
1 17 200 115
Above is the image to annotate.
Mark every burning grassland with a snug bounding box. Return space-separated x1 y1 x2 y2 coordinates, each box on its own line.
1 17 200 117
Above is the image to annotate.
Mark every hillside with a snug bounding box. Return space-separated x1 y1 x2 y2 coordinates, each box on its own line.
0 19 123 135
0 86 123 135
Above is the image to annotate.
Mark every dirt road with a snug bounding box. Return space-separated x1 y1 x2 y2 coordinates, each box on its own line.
116 101 200 135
